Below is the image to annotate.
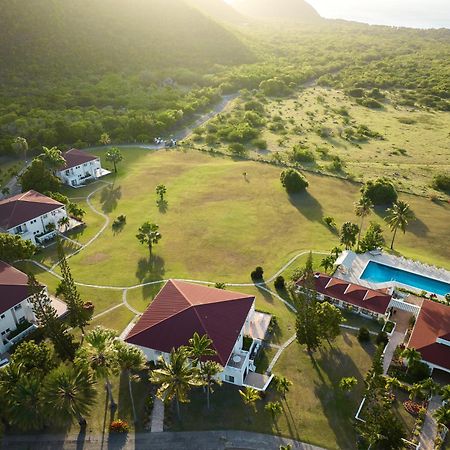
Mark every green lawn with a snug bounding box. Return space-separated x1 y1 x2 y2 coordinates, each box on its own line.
39 148 449 290
172 330 375 450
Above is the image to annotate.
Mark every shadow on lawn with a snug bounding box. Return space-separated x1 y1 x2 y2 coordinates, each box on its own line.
310 341 369 450
135 255 166 304
100 185 122 213
288 191 324 223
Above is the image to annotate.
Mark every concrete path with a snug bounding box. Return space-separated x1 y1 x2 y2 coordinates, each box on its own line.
150 397 165 433
382 331 405 374
419 396 442 450
1 430 327 450
267 334 296 373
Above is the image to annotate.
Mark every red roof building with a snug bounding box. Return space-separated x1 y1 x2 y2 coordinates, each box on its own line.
0 191 64 231
408 300 450 373
125 280 255 366
62 149 98 170
0 261 30 315
296 273 392 317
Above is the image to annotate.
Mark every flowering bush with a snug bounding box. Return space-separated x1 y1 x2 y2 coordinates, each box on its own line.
110 419 129 433
403 400 423 416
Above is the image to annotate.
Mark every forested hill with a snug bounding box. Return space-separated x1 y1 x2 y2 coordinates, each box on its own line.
233 0 320 21
186 0 246 24
0 0 253 77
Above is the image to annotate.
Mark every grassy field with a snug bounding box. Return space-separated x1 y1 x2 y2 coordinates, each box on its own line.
172 330 375 450
0 157 24 189
38 147 450 290
191 87 450 197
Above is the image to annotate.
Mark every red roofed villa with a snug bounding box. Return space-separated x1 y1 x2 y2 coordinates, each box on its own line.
125 280 273 390
56 148 110 187
296 272 393 319
407 299 450 374
0 190 76 245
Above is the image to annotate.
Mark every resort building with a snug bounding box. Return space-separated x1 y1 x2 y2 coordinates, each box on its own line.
296 272 392 319
125 280 273 391
0 261 37 354
407 299 450 374
56 148 109 187
0 190 75 245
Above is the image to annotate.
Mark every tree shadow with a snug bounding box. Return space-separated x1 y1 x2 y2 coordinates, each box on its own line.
112 221 126 235
100 185 122 213
288 191 324 222
157 199 168 214
135 255 166 283
281 399 301 441
406 215 429 237
255 281 274 304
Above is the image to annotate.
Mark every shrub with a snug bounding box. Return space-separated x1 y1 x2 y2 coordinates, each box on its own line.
376 331 389 346
252 138 268 150
214 282 226 289
251 266 264 281
408 361 431 382
290 146 315 163
244 100 265 114
361 178 398 205
280 169 309 194
205 134 218 146
110 419 129 433
228 143 246 157
357 327 371 342
274 276 285 290
144 396 154 415
360 98 383 109
431 173 450 193
323 216 336 229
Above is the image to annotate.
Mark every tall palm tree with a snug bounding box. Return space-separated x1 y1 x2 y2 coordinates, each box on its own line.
385 376 401 393
44 366 97 426
354 195 374 250
418 378 440 400
265 400 283 420
116 342 146 424
201 360 223 409
275 375 292 400
40 146 66 174
75 327 119 409
440 384 450 403
401 347 421 374
185 332 216 368
6 375 45 431
150 347 203 420
239 386 260 410
320 256 334 273
433 405 450 427
339 222 360 250
385 200 414 250
58 216 70 232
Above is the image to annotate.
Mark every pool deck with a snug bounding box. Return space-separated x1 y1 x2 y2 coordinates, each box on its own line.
334 251 450 297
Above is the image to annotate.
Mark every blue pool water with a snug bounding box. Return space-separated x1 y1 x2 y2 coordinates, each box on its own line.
360 261 450 297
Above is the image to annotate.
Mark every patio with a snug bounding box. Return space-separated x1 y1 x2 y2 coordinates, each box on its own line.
249 311 271 341
243 371 273 391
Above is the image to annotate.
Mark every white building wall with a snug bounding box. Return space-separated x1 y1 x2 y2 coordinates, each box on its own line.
7 206 68 244
57 159 102 186
0 296 36 353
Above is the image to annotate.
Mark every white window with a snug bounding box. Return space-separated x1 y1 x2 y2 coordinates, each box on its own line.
43 214 48 219
0 314 5 319
19 317 26 324
225 375 235 383
5 328 10 333
1 331 5 336
14 304 22 311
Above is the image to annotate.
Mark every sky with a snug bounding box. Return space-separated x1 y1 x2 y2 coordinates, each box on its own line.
228 0 450 29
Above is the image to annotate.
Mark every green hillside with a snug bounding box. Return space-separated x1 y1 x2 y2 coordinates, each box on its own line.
233 0 320 21
0 0 252 76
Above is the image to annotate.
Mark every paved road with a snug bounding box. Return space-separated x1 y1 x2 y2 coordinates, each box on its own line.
1 430 327 450
419 396 442 450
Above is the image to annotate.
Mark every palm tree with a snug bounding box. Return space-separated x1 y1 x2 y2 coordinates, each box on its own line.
12 136 28 160
418 378 439 400
275 375 292 400
433 405 450 426
136 222 162 256
6 375 45 431
99 132 111 145
44 366 97 426
75 326 119 409
239 386 260 410
354 195 374 250
401 347 421 374
265 401 283 419
330 246 342 259
106 147 123 173
116 342 146 424
320 256 334 273
385 200 415 250
150 347 202 420
339 376 358 393
185 332 216 368
40 146 66 174
339 222 360 250
156 184 167 201
280 445 292 450
385 376 401 393
440 384 450 403
58 216 70 232
201 360 223 409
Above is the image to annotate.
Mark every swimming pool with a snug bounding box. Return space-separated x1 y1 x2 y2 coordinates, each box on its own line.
360 261 450 297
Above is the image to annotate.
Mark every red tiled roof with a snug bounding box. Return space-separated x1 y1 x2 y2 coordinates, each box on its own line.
0 191 63 230
62 149 98 170
297 273 392 315
125 280 255 365
0 261 30 314
408 300 450 371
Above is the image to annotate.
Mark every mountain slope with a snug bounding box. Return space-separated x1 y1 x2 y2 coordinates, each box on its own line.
186 0 246 24
233 0 320 22
0 0 252 76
